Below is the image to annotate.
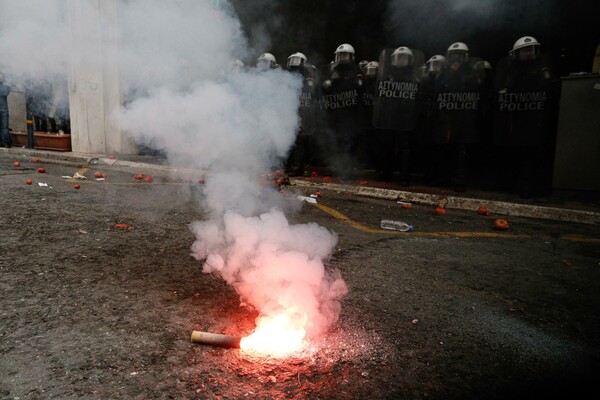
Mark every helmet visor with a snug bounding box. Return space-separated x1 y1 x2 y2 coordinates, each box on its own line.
516 45 539 61
257 59 273 70
366 65 378 77
391 53 413 67
428 60 444 73
448 51 467 65
287 56 304 67
335 52 353 63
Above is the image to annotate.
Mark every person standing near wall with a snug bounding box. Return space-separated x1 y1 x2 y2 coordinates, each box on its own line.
0 73 11 148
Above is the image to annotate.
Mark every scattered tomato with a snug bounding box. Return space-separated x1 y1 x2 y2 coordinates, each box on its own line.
33 157 41 162
134 173 144 180
359 180 369 186
74 184 81 189
401 203 412 209
477 207 491 216
114 223 132 230
144 175 153 183
25 179 33 185
434 207 447 214
494 219 510 230
94 172 103 178
314 191 321 197
310 171 319 177
37 167 46 173
13 161 21 167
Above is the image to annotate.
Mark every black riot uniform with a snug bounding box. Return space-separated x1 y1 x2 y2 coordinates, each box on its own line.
320 43 363 179
432 42 484 191
372 47 423 184
356 61 379 170
416 55 445 182
285 52 318 176
492 36 555 197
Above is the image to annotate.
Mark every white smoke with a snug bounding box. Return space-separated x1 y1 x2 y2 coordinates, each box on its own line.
113 0 348 339
0 0 348 340
0 0 68 79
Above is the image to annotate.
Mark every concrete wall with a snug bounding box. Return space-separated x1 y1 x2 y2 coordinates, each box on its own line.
8 91 26 132
67 0 135 154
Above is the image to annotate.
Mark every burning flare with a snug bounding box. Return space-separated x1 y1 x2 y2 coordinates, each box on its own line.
240 313 307 356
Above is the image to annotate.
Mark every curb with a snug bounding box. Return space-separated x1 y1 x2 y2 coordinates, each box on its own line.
4 147 598 225
291 180 600 226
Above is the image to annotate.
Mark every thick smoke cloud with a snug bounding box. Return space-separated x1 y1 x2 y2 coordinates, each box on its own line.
4 0 349 343
0 0 68 79
117 0 348 341
116 0 247 93
0 0 347 345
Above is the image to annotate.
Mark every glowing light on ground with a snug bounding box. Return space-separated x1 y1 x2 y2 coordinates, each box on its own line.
240 313 306 357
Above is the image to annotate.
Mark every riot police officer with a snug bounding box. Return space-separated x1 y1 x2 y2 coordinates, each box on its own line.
492 36 554 197
372 46 422 184
360 61 379 169
285 52 318 176
320 43 363 179
431 42 484 191
417 55 445 182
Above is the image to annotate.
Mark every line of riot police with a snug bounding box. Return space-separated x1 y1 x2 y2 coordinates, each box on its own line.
246 35 557 197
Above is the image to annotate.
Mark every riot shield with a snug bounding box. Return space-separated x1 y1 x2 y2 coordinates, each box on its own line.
319 61 364 177
320 61 363 126
492 55 554 146
373 47 416 130
296 64 317 136
372 48 424 131
432 63 483 144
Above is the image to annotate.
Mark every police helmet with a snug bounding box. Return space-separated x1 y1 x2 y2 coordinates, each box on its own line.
365 61 379 78
287 52 307 68
426 55 446 73
510 36 541 61
391 46 414 67
334 43 355 63
447 42 469 65
257 53 277 70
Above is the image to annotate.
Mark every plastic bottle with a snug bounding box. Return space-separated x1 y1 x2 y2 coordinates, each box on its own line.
380 219 414 231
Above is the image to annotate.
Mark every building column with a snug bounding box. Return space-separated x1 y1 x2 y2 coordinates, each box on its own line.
67 0 135 154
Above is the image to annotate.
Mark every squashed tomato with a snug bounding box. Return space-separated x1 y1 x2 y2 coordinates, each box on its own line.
477 207 491 216
494 219 510 230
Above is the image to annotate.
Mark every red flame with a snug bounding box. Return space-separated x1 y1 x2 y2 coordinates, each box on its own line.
240 313 306 356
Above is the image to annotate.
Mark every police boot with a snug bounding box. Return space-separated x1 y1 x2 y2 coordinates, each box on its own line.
453 145 467 192
398 135 411 186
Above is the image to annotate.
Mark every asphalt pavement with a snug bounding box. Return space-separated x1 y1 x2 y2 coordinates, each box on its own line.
2 146 599 226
